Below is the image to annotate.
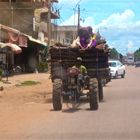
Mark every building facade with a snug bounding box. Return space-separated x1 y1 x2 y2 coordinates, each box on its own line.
56 25 77 45
0 0 60 73
0 0 59 41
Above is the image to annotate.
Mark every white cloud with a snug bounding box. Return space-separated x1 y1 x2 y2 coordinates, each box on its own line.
96 9 135 30
126 40 139 53
61 14 78 25
80 17 95 28
96 9 140 54
127 41 134 49
59 0 84 5
60 9 140 54
61 14 95 28
61 9 137 31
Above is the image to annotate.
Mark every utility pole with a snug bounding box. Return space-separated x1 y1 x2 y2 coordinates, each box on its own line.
47 0 51 48
9 0 13 27
47 0 52 72
77 4 80 34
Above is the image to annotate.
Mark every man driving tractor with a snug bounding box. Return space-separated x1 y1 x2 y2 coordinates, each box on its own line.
72 57 89 88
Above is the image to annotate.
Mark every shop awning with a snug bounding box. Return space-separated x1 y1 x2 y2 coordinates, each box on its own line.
0 42 22 54
28 37 47 50
0 24 47 50
22 34 47 50
0 24 20 34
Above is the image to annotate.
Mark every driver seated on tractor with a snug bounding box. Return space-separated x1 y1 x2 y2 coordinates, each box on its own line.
72 57 89 88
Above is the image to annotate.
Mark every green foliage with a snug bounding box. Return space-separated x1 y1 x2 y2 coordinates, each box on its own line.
134 48 140 61
16 80 40 87
37 61 48 72
109 48 119 59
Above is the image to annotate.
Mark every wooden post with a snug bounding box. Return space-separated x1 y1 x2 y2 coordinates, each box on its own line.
77 4 80 34
47 0 51 48
47 0 52 72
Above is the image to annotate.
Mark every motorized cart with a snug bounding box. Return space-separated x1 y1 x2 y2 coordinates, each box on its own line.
49 45 110 111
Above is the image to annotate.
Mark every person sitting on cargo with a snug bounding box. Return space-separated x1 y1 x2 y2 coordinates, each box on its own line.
71 27 94 49
71 26 106 50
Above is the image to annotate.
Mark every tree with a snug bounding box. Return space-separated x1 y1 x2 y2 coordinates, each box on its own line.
109 48 119 59
119 53 123 62
134 48 140 61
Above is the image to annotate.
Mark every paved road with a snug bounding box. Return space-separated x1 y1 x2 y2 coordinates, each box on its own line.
1 66 140 140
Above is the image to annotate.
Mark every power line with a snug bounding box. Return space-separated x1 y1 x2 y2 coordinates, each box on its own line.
58 16 65 24
74 0 82 9
73 0 83 33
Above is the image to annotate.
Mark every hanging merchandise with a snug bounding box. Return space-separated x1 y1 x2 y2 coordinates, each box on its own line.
19 35 28 48
7 43 22 54
0 42 22 54
8 31 19 43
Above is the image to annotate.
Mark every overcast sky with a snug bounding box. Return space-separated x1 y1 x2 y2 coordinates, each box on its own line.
55 0 140 55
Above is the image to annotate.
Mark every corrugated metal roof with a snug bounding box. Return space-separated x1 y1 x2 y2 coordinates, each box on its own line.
0 24 20 34
0 24 47 48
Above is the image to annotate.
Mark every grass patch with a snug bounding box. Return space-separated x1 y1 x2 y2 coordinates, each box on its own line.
15 80 41 87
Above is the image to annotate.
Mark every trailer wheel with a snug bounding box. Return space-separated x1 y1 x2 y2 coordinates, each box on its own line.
98 78 104 102
63 94 69 102
89 78 98 110
121 71 125 78
52 79 62 111
114 72 118 79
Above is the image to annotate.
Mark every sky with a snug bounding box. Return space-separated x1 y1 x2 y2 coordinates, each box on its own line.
55 0 140 55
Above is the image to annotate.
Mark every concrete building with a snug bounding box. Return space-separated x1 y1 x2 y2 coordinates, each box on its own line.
56 25 77 45
0 0 60 73
0 0 59 41
0 24 47 73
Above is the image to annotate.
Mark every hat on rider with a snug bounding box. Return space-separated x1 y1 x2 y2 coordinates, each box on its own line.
77 57 82 61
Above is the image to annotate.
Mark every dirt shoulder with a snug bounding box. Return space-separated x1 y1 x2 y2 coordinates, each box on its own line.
0 73 53 138
0 73 53 105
